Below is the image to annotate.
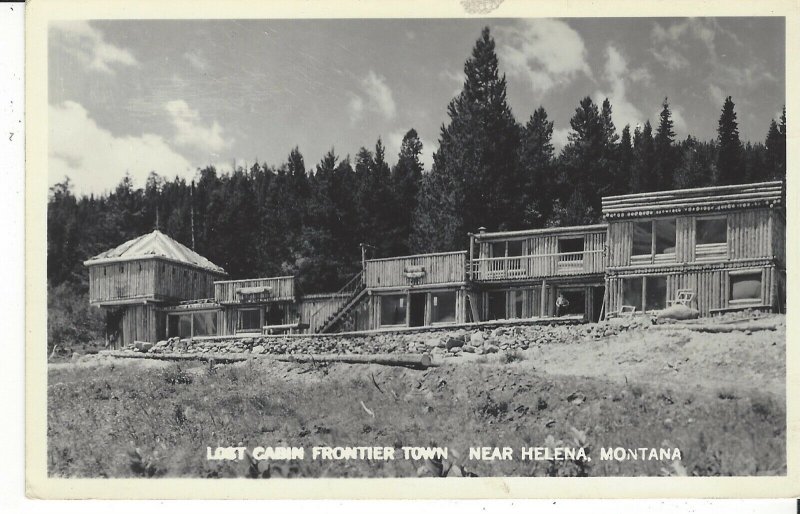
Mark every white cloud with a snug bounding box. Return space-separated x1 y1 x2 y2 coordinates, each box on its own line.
498 19 591 93
49 101 192 195
593 46 645 131
551 127 571 152
50 21 138 74
440 69 466 97
708 83 726 105
348 71 397 123
164 100 232 154
184 50 209 72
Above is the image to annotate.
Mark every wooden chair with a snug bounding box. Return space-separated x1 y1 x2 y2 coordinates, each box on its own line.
667 289 695 308
619 305 637 317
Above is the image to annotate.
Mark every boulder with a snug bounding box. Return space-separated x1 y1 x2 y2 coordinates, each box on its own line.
656 304 700 321
469 331 485 346
252 345 265 354
445 337 464 350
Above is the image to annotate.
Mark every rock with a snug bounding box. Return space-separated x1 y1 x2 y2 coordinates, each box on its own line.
462 345 475 353
448 346 462 354
252 345 265 354
470 331 485 346
485 345 499 354
491 327 507 338
445 337 464 350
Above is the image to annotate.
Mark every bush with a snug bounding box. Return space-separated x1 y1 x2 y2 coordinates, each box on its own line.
47 282 105 352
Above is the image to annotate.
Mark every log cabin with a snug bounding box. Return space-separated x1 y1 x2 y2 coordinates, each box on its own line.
84 229 227 347
84 181 785 343
602 181 785 317
468 224 608 322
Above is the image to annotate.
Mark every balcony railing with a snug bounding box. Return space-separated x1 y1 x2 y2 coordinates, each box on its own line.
471 250 604 281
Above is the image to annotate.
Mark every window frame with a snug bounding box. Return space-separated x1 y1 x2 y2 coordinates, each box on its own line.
621 275 669 313
430 290 458 325
728 269 764 304
237 307 264 333
631 218 677 264
695 215 729 262
379 293 408 327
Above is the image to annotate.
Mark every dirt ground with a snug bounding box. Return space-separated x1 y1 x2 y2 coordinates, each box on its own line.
47 316 786 478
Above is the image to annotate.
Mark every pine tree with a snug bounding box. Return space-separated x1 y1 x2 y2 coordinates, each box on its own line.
614 124 634 194
557 96 616 223
654 98 677 189
764 108 786 180
391 129 424 254
519 106 554 227
418 26 522 249
632 121 657 192
716 96 744 185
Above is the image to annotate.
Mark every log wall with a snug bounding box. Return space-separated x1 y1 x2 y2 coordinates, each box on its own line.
605 264 776 317
365 252 467 289
607 208 776 267
298 293 350 333
89 259 219 305
214 276 295 304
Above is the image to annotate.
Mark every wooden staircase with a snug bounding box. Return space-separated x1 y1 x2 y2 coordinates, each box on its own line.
310 270 367 333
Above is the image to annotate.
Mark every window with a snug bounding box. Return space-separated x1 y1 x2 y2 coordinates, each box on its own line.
431 291 457 324
490 241 506 258
558 238 584 268
632 222 653 256
510 289 525 318
238 308 262 332
654 220 676 255
730 272 762 302
265 304 286 326
645 277 667 311
167 313 192 339
486 291 507 320
380 294 406 326
697 217 727 245
558 237 584 255
119 265 125 273
633 219 676 258
193 312 218 337
622 278 643 311
507 240 524 257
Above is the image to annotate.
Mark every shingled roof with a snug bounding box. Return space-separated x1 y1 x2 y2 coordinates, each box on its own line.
83 230 226 274
602 181 784 220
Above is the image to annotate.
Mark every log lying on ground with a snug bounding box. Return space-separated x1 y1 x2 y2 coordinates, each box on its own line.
99 350 433 368
650 322 777 333
276 353 432 369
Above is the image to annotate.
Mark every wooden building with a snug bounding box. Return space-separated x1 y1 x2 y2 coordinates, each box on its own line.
317 251 469 331
602 181 785 317
469 224 607 321
84 230 227 347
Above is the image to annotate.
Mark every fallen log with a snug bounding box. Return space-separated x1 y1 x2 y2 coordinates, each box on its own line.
99 350 434 369
650 323 777 333
276 353 433 369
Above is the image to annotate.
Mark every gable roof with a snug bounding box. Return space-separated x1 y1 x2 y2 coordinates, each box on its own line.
83 230 226 274
602 181 784 220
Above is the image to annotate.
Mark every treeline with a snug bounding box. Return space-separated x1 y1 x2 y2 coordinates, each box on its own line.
48 26 786 299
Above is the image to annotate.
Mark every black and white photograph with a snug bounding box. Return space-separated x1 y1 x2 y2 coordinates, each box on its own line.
25 0 799 500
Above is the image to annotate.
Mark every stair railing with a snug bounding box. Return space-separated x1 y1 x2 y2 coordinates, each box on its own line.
308 270 365 332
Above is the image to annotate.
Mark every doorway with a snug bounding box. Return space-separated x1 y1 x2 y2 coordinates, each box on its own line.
409 292 426 327
556 288 586 317
591 286 606 322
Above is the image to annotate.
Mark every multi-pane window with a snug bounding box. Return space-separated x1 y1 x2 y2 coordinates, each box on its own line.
622 276 668 312
167 311 218 338
380 294 406 326
633 219 676 258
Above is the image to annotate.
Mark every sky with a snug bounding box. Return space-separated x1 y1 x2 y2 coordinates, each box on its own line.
48 17 785 196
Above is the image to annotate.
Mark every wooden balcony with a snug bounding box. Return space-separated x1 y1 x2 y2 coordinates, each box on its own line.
213 276 295 304
471 250 605 282
365 251 467 289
